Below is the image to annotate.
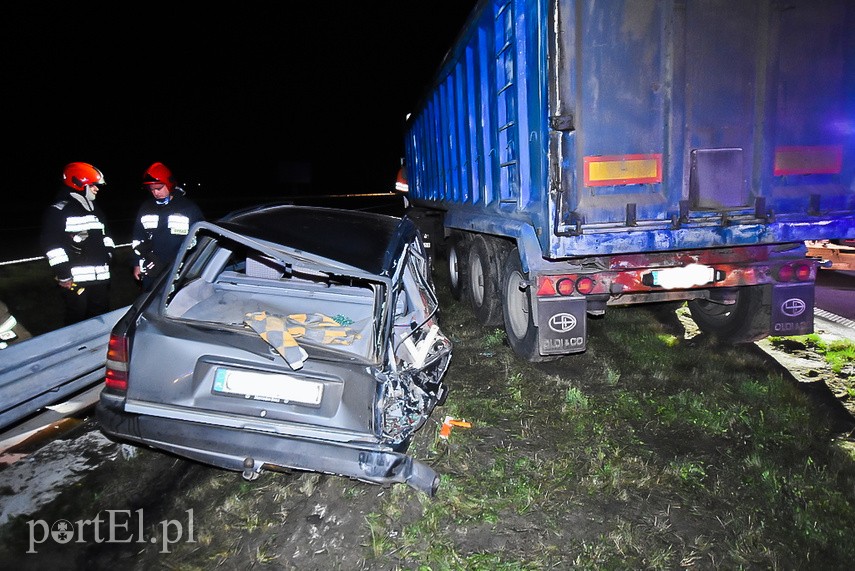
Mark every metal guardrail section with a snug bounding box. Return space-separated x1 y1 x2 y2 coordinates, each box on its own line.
0 306 129 432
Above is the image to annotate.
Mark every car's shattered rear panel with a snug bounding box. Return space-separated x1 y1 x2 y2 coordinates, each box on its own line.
99 207 454 495
380 235 452 446
381 343 452 446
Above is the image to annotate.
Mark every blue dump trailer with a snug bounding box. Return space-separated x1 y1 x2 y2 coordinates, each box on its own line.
401 0 855 361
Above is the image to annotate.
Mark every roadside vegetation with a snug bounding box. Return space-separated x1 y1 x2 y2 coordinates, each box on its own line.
1 273 854 569
355 296 855 569
768 334 855 400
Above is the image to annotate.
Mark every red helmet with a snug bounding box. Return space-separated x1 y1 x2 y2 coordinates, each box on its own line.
63 162 106 191
142 162 176 191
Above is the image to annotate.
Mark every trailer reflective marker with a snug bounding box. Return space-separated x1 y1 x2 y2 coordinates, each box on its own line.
584 154 663 187
773 145 843 176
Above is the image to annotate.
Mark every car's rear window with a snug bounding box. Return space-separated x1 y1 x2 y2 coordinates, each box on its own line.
162 231 383 361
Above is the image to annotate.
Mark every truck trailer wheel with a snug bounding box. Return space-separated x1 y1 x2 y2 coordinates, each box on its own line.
501 248 559 362
687 285 770 343
468 235 504 326
446 232 468 301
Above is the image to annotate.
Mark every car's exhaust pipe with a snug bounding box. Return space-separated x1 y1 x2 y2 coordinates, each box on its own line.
406 458 441 496
358 450 440 496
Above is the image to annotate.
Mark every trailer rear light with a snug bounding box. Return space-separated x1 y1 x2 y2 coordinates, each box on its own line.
105 333 129 391
777 264 794 282
575 277 595 294
795 263 812 281
537 277 557 296
555 278 575 296
537 275 597 296
776 263 813 282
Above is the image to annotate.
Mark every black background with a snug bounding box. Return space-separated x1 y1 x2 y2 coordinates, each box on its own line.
5 1 477 234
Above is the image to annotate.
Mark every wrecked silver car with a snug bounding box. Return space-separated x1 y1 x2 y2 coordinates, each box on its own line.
97 204 452 495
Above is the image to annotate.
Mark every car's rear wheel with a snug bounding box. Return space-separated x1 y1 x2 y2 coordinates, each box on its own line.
687 285 769 343
501 247 559 362
468 235 504 326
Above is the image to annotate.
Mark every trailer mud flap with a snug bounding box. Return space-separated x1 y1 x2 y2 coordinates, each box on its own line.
537 297 587 355
771 284 814 336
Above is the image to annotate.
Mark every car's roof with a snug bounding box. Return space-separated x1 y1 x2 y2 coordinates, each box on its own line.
216 204 416 276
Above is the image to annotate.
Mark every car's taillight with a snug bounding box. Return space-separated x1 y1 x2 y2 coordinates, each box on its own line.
105 333 129 391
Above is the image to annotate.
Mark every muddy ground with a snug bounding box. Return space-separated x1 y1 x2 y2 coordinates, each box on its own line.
0 270 853 569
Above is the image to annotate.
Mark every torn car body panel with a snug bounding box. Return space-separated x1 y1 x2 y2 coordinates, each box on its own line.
97 205 452 495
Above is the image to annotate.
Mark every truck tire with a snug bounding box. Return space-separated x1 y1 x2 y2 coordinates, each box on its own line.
468 235 504 326
501 247 560 362
687 285 770 343
446 232 468 301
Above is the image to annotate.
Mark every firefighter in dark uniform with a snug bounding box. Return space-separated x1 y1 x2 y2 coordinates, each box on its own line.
40 162 115 325
132 162 204 291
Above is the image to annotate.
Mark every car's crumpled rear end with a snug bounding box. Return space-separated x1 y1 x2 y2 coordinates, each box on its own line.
97 207 452 495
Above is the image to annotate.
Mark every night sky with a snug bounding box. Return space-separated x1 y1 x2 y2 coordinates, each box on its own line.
5 2 477 227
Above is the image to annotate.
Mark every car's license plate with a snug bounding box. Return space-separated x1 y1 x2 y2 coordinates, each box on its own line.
212 368 323 406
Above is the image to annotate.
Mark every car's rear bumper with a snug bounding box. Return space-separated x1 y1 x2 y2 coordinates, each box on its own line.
96 392 440 496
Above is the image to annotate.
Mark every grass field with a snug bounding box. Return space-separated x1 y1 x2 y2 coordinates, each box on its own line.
1 259 854 569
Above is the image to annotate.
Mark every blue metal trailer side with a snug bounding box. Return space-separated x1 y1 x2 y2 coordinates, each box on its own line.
403 0 855 361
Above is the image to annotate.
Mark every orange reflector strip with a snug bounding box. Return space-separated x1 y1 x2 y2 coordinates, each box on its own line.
774 145 842 176
584 154 662 187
